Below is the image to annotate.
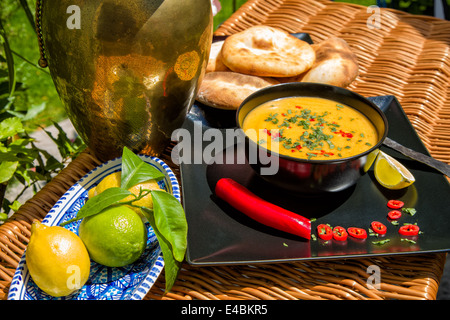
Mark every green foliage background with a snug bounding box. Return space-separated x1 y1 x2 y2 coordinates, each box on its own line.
0 0 85 219
1 0 65 130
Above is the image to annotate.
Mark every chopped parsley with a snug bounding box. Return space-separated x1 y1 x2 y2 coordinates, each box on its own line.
372 239 391 246
253 100 376 160
402 208 417 216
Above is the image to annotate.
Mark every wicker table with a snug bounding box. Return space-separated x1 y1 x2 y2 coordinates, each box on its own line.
1 0 449 300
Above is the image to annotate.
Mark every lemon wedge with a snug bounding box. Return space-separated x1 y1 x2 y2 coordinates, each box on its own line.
374 151 415 189
363 149 380 172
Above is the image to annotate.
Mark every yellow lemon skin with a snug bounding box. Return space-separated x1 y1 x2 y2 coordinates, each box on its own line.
91 172 122 195
78 205 147 268
363 149 380 172
88 172 163 214
374 151 415 190
126 180 162 210
25 221 90 297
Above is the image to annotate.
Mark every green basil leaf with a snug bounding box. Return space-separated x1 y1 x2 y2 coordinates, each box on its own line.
0 117 23 141
151 190 187 263
0 212 8 222
60 187 132 226
141 207 181 293
120 147 165 190
0 161 18 183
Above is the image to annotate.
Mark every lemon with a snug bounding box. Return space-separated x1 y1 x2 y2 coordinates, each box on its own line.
88 171 122 198
374 151 415 189
88 172 163 214
78 205 147 267
25 221 90 297
363 149 380 172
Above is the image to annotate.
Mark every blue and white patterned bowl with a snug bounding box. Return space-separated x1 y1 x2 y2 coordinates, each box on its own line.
7 155 180 300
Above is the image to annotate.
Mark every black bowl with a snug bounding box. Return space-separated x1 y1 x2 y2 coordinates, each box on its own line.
236 82 388 194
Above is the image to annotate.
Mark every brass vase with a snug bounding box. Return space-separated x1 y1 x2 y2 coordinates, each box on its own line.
38 0 213 161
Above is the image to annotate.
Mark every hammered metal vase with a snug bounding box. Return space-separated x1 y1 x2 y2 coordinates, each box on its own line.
38 0 213 161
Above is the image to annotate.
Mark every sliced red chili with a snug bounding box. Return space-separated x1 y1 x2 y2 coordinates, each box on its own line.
371 221 387 235
399 224 420 236
332 226 348 241
387 200 404 209
388 210 402 220
317 224 332 241
347 227 367 239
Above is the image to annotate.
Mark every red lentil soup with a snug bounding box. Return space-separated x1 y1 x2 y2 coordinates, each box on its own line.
242 96 378 160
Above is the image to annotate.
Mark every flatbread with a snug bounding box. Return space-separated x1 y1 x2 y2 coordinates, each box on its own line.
221 25 316 77
299 36 359 87
196 71 279 110
206 40 230 73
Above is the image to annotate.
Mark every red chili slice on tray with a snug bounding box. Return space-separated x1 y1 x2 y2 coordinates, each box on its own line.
317 224 332 241
371 221 387 235
347 227 367 239
332 226 348 241
388 210 402 220
387 200 404 209
399 224 420 236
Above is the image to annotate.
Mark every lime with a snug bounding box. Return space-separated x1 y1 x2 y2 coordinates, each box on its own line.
88 172 163 214
374 151 415 189
26 221 90 297
78 205 147 267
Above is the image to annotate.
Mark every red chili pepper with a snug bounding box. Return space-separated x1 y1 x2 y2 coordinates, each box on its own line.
347 227 367 239
317 224 332 241
371 221 387 235
332 226 348 241
388 210 402 220
333 130 353 138
215 178 311 239
399 224 420 236
387 200 404 209
320 150 334 156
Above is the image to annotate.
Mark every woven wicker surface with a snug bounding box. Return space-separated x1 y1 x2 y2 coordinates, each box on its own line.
1 0 450 300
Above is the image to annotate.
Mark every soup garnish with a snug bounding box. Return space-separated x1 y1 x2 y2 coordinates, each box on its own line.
242 97 378 160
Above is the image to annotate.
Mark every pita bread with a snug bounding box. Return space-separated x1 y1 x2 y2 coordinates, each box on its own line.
299 37 359 87
221 25 316 77
206 40 230 73
196 71 279 110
